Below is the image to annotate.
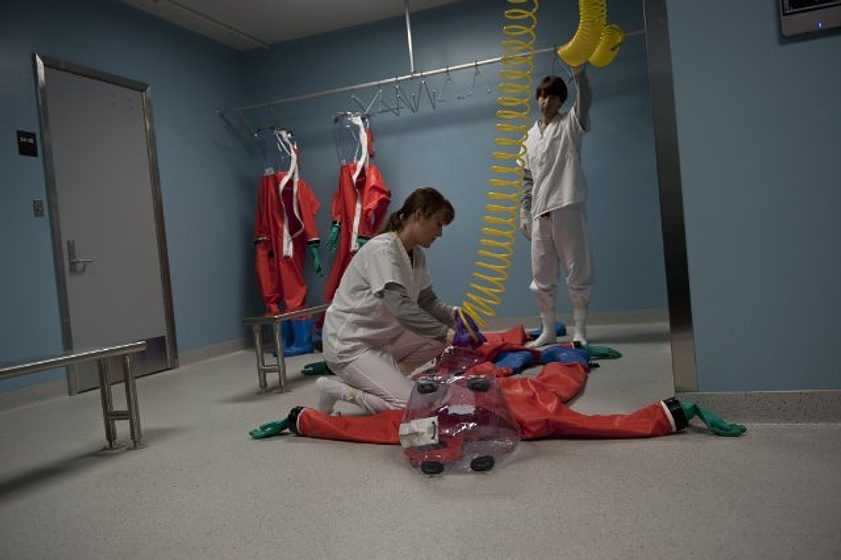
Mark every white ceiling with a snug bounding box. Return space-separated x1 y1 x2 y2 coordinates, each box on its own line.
123 0 463 51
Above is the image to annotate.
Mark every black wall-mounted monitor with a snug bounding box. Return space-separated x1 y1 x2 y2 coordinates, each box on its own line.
780 0 841 37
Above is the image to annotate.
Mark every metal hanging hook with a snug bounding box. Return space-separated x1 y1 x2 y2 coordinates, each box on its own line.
471 60 492 96
437 67 453 103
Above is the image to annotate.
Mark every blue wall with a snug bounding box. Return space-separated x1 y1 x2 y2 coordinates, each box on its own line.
0 0 693 396
236 0 667 321
667 0 841 391
4 0 836 395
0 0 254 391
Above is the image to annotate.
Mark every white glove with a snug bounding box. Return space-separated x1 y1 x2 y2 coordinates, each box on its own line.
519 208 531 240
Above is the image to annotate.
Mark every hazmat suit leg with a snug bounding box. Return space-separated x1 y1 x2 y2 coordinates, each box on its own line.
290 361 686 443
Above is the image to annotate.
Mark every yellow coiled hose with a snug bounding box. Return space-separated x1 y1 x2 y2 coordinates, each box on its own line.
588 23 624 67
558 0 624 68
461 0 539 328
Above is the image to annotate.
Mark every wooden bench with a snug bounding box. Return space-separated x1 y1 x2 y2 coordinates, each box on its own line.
0 341 147 449
243 303 329 393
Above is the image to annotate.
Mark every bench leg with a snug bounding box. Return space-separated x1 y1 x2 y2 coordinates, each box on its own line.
97 358 119 450
122 354 143 449
252 325 268 392
272 323 287 393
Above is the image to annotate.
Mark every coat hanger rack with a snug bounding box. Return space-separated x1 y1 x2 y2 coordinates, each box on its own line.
215 0 644 130
217 48 554 122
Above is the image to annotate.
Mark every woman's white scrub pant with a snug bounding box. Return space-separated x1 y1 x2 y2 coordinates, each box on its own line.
331 330 446 414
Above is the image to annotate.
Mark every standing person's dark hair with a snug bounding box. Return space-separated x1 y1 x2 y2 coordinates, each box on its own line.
535 75 569 104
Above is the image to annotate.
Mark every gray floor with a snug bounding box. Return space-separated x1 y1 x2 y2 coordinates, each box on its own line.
1 321 840 560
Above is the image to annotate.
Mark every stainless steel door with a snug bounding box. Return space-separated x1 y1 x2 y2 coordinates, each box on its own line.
36 56 176 393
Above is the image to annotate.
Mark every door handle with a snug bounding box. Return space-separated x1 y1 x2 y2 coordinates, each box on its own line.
67 239 94 272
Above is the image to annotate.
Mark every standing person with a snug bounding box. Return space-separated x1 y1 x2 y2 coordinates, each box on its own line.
317 187 485 415
519 65 594 347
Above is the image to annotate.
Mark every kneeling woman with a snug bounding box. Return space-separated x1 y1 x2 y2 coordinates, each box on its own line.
319 187 458 414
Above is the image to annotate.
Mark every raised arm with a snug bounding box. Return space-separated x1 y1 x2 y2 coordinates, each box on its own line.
573 65 592 131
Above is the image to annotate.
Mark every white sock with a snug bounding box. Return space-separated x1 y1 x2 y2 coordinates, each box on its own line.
316 377 355 414
527 318 557 348
573 305 588 346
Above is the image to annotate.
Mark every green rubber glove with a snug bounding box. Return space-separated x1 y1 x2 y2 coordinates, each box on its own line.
356 236 370 249
584 345 622 359
308 242 323 276
302 361 331 376
326 222 340 252
249 418 289 439
680 402 747 437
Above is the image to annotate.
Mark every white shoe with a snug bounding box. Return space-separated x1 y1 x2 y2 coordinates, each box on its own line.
316 377 346 414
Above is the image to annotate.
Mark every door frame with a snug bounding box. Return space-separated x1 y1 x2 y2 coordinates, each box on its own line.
643 0 697 392
34 54 179 394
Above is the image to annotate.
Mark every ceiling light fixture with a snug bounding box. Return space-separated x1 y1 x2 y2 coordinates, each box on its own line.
158 0 271 49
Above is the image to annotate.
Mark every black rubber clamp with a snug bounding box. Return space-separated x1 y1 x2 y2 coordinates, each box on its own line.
287 406 305 435
663 397 689 432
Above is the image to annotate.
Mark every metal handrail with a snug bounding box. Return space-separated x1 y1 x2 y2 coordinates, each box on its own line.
0 341 147 380
242 303 329 325
0 340 148 449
